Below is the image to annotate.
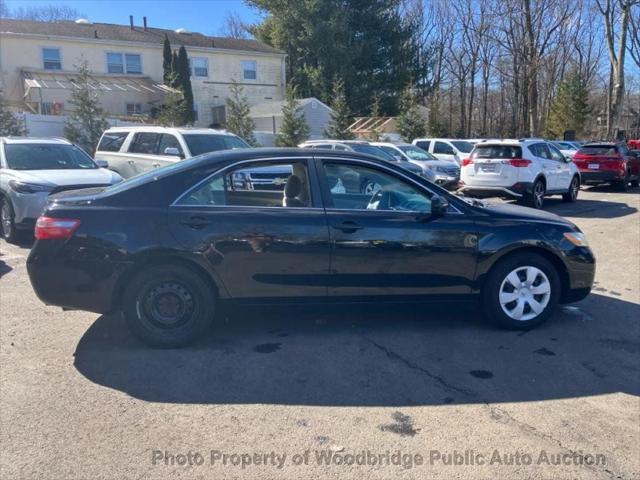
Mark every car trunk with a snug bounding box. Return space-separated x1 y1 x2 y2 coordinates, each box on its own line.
465 144 522 186
573 146 621 171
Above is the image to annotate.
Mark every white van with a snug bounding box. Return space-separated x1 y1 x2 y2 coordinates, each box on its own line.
411 138 475 165
95 126 249 178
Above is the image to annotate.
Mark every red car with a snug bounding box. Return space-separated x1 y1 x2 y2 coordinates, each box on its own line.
572 142 639 191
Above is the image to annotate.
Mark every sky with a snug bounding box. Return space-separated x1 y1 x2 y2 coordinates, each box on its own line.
4 0 260 36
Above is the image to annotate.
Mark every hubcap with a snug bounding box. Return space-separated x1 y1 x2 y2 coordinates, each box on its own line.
499 266 551 321
141 281 194 329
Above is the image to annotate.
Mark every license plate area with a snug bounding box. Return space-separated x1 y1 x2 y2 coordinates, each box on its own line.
588 163 600 170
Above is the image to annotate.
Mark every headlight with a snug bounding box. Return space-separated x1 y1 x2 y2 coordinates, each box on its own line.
564 232 589 247
8 180 55 194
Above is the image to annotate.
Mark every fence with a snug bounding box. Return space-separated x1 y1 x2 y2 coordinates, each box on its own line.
17 113 140 138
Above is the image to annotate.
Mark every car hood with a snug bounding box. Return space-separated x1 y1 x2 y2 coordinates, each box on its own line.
478 201 575 227
411 159 457 169
12 168 121 186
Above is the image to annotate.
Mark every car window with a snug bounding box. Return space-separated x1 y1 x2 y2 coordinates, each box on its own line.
434 141 455 155
414 140 430 151
334 145 349 151
129 133 160 154
182 134 249 156
530 143 551 159
398 145 437 161
473 145 522 159
4 144 97 170
450 141 474 153
547 144 565 162
97 132 128 152
577 145 618 156
175 161 310 208
158 134 183 156
322 162 431 212
349 144 394 160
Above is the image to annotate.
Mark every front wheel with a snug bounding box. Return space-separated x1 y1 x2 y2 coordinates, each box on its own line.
0 197 19 244
482 253 561 329
562 176 580 202
122 264 215 348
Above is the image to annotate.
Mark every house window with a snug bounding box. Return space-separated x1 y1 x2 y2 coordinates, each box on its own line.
189 57 208 77
42 48 61 70
41 102 63 115
242 60 257 80
107 52 142 74
126 103 143 116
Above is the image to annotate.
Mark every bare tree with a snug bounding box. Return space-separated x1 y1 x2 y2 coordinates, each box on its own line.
628 3 640 68
219 11 251 39
9 4 84 21
596 0 639 137
0 0 10 18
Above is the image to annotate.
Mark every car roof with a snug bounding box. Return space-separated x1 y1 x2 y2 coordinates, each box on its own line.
103 126 235 136
582 142 620 147
372 141 410 147
301 140 371 145
0 136 72 145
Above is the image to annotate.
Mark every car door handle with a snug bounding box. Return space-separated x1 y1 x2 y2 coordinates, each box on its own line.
332 221 363 233
153 162 161 168
127 160 135 165
181 216 210 229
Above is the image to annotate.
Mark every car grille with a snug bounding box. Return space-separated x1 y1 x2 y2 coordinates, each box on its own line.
442 166 460 177
49 184 111 195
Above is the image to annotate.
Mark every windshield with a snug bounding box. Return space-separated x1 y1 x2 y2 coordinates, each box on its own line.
183 134 249 157
4 144 97 170
398 145 437 161
451 141 474 153
350 144 395 161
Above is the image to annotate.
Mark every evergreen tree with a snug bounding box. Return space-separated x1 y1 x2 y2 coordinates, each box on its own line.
225 79 258 146
153 72 186 127
427 97 449 137
396 87 426 142
0 95 26 136
171 51 179 87
162 35 173 85
63 60 109 154
176 46 196 124
367 95 382 141
545 70 591 139
275 86 310 147
323 78 354 139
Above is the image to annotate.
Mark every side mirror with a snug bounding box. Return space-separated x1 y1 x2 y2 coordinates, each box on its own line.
164 147 183 157
95 159 108 168
431 194 449 218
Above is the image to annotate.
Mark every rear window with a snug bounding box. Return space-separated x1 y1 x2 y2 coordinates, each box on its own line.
577 145 618 156
4 143 97 170
472 145 522 159
97 132 128 152
183 134 249 157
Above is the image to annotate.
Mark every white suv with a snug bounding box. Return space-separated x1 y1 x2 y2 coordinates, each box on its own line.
412 138 475 165
459 139 581 209
95 126 249 178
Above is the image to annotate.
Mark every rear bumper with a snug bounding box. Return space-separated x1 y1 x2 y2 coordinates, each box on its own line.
579 170 621 184
458 182 533 199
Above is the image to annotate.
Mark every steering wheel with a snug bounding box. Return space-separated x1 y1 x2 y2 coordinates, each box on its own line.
367 189 405 210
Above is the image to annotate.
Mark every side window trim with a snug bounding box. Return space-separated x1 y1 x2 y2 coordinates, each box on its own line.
170 156 322 208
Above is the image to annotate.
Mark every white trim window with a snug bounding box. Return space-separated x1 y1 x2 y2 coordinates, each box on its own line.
42 47 62 70
107 52 142 74
126 103 143 116
189 57 208 78
241 60 257 80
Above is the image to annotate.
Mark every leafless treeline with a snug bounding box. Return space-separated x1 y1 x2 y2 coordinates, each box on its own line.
405 0 640 139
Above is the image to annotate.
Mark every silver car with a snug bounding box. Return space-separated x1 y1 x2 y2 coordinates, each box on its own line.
0 137 122 242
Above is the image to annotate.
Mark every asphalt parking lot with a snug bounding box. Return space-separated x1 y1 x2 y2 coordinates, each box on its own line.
1 186 638 480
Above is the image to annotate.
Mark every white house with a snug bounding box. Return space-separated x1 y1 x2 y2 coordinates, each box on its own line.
249 97 334 140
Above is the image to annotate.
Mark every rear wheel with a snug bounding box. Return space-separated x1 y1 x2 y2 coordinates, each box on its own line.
523 179 545 209
0 197 19 244
614 172 629 192
562 176 580 202
122 264 215 348
482 253 561 329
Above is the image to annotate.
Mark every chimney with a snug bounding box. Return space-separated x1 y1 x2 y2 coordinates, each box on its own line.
129 15 134 30
94 30 98 38
143 16 148 31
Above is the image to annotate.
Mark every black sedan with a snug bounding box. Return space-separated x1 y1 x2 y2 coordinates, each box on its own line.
26 149 595 347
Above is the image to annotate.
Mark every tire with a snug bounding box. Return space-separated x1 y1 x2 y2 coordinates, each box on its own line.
613 172 629 192
524 179 545 209
562 176 580 202
482 252 561 330
630 178 639 188
0 197 19 244
122 264 215 348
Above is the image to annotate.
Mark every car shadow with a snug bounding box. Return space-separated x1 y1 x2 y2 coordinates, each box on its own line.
542 197 638 219
73 294 640 406
0 258 11 278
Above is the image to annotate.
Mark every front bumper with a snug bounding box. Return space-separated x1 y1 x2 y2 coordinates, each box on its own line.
561 246 596 304
9 191 49 226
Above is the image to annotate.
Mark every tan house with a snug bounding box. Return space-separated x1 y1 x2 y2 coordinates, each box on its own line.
0 17 286 127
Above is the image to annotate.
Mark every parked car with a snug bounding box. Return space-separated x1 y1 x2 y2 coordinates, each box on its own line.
299 139 431 182
459 139 581 209
0 137 122 243
95 126 249 178
550 141 578 160
411 138 475 165
572 142 639 191
372 141 459 190
27 148 594 347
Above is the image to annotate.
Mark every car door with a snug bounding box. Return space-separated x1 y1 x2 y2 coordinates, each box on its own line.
168 157 331 300
530 143 558 190
127 132 161 175
547 143 572 191
316 157 477 299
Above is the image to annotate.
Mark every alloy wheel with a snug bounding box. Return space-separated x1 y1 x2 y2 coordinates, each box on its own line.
570 177 579 200
498 266 551 321
1 202 13 239
533 182 545 208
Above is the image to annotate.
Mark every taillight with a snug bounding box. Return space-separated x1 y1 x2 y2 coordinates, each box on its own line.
34 217 80 240
461 158 473 167
507 158 531 167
